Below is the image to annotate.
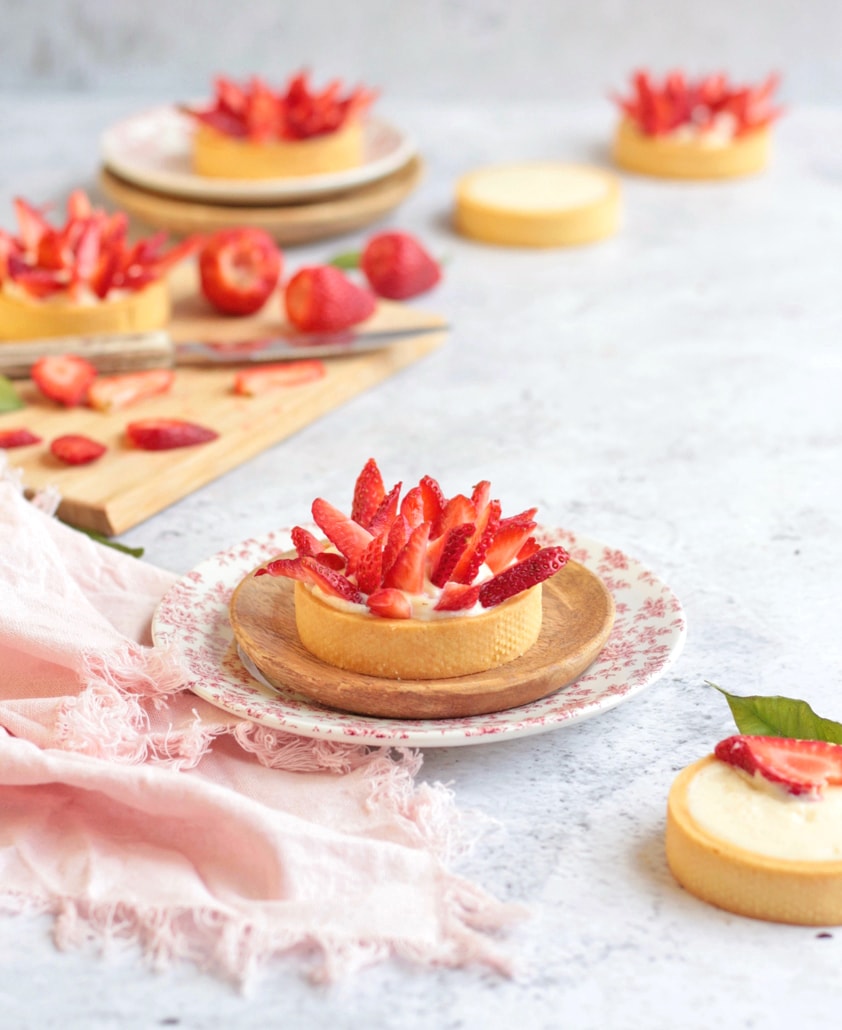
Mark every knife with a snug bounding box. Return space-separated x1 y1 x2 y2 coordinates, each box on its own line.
0 323 448 379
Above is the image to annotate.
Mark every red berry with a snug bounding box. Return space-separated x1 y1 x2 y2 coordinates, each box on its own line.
126 418 218 450
478 546 569 608
284 265 375 332
0 428 42 448
199 228 282 315
351 457 386 527
367 588 412 620
382 521 430 594
233 359 325 395
434 582 481 612
31 353 97 407
50 433 106 465
87 369 175 412
311 496 373 567
360 232 441 300
257 554 363 603
429 523 474 588
714 735 842 797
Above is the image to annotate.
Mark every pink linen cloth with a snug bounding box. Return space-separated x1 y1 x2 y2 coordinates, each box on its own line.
0 468 518 985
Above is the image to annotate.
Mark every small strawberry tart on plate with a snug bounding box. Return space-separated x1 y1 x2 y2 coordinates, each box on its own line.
667 735 842 924
229 459 616 718
185 72 377 180
0 190 197 340
612 70 782 179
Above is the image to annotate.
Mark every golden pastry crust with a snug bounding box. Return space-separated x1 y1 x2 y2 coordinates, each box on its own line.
192 120 365 179
0 279 171 341
666 756 842 925
294 579 544 679
613 119 771 179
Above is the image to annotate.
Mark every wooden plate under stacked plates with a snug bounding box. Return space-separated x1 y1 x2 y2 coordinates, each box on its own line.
229 559 616 720
98 156 424 244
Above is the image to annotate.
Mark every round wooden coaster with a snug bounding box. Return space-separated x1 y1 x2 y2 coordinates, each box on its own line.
228 560 615 720
98 156 424 245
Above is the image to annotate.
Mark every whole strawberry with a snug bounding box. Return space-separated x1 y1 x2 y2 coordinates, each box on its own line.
284 265 375 332
361 231 441 300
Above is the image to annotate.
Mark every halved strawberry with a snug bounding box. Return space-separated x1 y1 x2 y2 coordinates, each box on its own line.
367 481 402 535
381 514 410 579
431 493 476 540
351 457 386 527
87 369 175 412
199 228 283 316
355 534 385 595
31 354 98 407
257 554 363 603
429 523 474 588
399 485 425 528
366 587 412 620
434 582 481 612
451 498 501 584
126 418 218 450
383 521 430 594
360 232 442 301
50 433 106 465
0 428 42 448
233 360 325 396
478 546 569 608
419 474 446 523
311 497 373 567
484 513 538 573
714 736 842 797
291 526 324 557
516 537 541 561
284 266 375 333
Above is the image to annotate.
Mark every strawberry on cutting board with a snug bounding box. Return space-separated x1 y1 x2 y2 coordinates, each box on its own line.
87 369 176 412
31 354 97 407
199 228 282 316
284 265 375 332
50 434 107 465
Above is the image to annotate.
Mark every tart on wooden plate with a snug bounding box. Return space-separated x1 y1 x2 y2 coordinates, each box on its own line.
612 70 782 179
0 190 197 340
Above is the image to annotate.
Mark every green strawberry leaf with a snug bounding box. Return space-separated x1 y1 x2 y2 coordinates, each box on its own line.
328 250 361 270
709 681 842 744
67 522 144 558
0 376 24 413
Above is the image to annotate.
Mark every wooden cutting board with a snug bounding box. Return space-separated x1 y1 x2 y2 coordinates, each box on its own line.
0 264 447 535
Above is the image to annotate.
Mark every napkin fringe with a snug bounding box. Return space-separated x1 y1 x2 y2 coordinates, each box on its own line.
232 721 376 773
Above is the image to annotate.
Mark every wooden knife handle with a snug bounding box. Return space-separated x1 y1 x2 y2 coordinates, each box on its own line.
0 331 175 379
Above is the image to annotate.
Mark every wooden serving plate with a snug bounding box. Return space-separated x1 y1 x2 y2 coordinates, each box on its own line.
228 560 615 720
98 156 424 244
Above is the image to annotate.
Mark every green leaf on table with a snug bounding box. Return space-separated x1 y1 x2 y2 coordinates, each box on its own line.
709 681 842 743
68 522 145 558
328 250 361 270
0 376 24 413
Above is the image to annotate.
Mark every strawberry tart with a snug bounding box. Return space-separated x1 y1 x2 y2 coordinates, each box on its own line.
186 72 376 180
667 735 842 924
254 459 571 680
612 71 782 179
0 191 196 341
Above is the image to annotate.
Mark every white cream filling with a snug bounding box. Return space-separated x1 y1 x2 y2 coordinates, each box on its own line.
688 760 842 862
669 111 738 147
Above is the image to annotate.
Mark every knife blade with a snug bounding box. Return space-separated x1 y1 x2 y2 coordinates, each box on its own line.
0 323 448 378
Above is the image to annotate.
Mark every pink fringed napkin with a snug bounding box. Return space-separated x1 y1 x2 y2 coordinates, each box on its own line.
0 469 518 985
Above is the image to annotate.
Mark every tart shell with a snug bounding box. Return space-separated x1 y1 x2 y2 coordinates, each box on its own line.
613 119 771 180
666 756 842 925
193 121 365 179
0 279 171 341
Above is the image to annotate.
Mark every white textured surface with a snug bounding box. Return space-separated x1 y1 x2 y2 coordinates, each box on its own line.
2 95 842 1028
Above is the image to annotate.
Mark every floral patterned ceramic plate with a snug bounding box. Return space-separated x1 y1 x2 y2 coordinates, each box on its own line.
100 106 417 204
151 528 686 747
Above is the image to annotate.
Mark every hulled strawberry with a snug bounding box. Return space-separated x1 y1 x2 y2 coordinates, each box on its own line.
199 228 282 315
614 70 782 138
258 458 570 618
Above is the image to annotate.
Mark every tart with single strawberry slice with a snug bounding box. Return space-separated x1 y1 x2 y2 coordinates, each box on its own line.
0 191 197 341
667 735 842 925
186 72 376 180
612 71 782 179
230 460 615 717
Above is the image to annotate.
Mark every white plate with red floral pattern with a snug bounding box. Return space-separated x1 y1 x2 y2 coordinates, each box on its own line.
100 106 417 204
151 528 686 747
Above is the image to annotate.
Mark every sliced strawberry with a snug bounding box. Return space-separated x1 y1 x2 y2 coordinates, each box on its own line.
126 418 218 450
516 536 541 561
355 534 384 595
419 474 446 523
50 433 106 465
13 197 50 251
351 457 385 527
199 228 282 316
87 369 175 412
31 354 98 407
291 525 324 557
0 428 42 448
7 257 66 299
256 554 363 603
381 514 410 579
470 480 491 511
434 582 481 612
311 497 373 568
66 189 93 221
383 521 430 594
484 516 538 573
360 232 442 301
367 588 412 620
367 481 402 535
478 546 569 608
431 493 475 540
233 360 325 396
399 485 425 528
284 266 376 333
451 498 501 584
429 522 474 588
715 735 842 797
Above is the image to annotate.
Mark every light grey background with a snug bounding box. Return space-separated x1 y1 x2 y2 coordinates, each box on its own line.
0 0 837 103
